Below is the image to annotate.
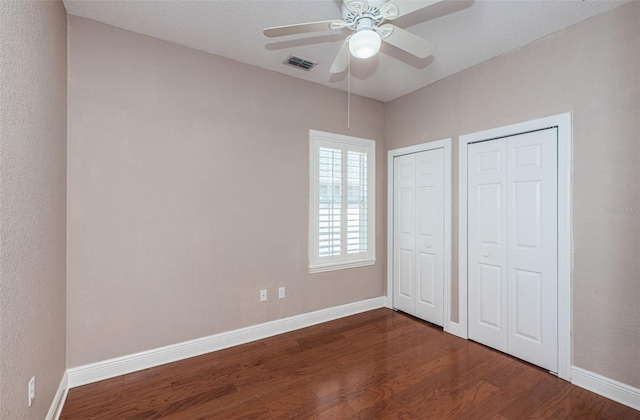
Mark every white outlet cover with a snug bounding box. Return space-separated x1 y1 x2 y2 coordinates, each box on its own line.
260 289 267 302
278 287 285 299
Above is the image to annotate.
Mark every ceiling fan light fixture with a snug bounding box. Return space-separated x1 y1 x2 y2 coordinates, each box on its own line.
349 30 381 59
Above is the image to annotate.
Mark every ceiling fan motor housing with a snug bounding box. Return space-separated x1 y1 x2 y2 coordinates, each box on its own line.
355 17 374 32
342 0 386 23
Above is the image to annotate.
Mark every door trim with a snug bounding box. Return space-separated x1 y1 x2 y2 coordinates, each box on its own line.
386 138 452 330
458 113 572 381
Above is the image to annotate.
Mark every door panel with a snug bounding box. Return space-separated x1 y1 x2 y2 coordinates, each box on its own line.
415 149 444 326
479 263 504 330
393 154 416 315
400 188 414 234
513 269 542 342
418 186 436 236
468 139 508 353
507 129 558 372
513 181 541 249
418 252 436 305
398 249 413 298
478 184 503 246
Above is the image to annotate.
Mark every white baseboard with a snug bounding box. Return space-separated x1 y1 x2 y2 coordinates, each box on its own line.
571 366 640 410
68 296 386 388
46 371 68 420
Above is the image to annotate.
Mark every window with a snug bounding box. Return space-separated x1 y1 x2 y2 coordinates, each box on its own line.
309 130 375 273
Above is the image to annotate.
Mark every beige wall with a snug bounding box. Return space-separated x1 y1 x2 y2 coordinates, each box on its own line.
66 1 639 391
67 17 386 368
0 0 68 418
385 1 639 387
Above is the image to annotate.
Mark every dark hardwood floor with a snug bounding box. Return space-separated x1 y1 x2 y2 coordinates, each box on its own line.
61 309 639 419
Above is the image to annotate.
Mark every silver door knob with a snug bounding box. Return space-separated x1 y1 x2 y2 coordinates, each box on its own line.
426 244 432 248
483 253 489 257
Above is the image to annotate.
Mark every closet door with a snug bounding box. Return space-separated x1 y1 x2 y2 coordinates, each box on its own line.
414 149 444 325
468 139 509 353
393 149 444 326
393 154 416 316
507 129 558 372
468 128 558 372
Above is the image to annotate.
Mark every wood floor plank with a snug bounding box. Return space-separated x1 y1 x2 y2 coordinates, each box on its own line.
61 309 640 419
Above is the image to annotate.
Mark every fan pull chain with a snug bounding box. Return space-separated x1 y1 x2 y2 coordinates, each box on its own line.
347 52 351 130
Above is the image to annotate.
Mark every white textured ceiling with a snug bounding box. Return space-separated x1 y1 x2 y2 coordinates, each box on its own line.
62 0 628 102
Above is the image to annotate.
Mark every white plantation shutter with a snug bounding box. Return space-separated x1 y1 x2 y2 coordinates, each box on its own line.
318 146 342 257
347 150 368 254
309 130 375 273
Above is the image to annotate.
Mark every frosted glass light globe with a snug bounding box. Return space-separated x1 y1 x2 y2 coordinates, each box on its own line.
349 30 381 59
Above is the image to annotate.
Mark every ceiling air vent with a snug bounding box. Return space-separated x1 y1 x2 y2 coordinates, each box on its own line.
284 55 317 71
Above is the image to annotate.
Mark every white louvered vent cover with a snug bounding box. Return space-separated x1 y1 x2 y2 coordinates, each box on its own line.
284 55 317 71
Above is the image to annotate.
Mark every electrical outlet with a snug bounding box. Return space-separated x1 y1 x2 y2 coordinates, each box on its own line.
28 376 35 407
260 289 267 302
278 287 285 299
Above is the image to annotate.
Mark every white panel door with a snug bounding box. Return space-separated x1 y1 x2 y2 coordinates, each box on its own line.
507 129 558 372
393 149 444 326
468 139 509 353
393 154 416 315
414 149 444 326
468 128 558 372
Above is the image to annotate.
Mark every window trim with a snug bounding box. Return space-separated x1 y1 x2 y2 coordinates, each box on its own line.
308 130 376 273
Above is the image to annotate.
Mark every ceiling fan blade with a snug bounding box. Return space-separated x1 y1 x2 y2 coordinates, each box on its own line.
380 24 435 58
381 0 443 20
330 39 351 74
263 20 343 37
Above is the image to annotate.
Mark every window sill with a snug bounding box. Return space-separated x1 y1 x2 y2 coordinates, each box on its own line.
309 258 376 274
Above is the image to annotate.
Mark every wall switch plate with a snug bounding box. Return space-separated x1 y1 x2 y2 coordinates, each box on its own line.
260 289 267 302
278 287 285 299
28 376 35 407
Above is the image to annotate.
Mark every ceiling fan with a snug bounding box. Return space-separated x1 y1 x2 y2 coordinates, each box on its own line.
263 0 442 74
